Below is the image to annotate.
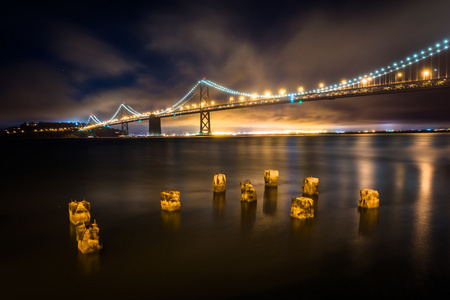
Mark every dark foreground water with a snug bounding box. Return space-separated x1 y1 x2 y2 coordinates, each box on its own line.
1 134 450 299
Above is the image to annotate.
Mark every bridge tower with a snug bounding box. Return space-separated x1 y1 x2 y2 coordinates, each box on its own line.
199 82 211 135
149 115 162 136
122 123 129 135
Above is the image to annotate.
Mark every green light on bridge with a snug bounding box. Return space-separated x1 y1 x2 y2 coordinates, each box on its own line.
299 100 303 104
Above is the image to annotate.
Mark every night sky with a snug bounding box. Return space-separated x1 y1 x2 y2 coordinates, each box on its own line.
1 0 450 133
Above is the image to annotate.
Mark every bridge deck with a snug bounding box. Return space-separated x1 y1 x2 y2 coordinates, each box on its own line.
87 77 449 128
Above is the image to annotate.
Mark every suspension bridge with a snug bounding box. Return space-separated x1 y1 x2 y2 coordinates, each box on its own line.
82 38 450 135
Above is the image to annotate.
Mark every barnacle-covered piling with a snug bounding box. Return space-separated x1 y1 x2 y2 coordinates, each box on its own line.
161 189 181 211
302 177 319 196
69 199 91 225
358 189 379 208
240 180 257 202
290 197 314 219
77 220 102 254
212 173 227 192
264 170 279 186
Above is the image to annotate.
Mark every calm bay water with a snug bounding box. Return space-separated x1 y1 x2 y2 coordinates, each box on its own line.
1 134 450 299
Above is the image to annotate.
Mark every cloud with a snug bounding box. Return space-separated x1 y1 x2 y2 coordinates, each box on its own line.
50 23 142 82
0 61 82 124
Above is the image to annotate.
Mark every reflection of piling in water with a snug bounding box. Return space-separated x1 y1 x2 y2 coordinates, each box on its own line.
212 173 226 193
358 207 379 236
290 217 315 239
78 251 100 274
161 210 181 232
69 199 91 225
213 192 226 219
264 170 279 186
263 186 278 215
290 197 314 219
240 180 257 202
241 201 257 235
358 189 379 208
160 190 181 211
302 177 319 196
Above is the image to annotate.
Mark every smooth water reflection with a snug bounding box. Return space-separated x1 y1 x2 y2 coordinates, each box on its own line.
1 133 450 299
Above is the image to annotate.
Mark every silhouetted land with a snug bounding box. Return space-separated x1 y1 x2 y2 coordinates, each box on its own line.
0 122 122 138
1 121 449 139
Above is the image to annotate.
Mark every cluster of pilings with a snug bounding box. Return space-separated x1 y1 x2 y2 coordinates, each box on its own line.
68 199 102 254
160 170 379 220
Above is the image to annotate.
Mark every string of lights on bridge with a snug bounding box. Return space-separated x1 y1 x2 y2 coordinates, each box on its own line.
83 37 448 130
311 38 449 94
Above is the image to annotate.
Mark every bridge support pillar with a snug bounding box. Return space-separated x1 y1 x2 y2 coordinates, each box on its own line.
149 115 162 136
200 111 211 135
199 82 211 135
122 123 129 135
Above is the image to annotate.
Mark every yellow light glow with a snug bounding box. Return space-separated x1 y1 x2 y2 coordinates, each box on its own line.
239 96 244 101
397 73 402 77
423 70 430 77
298 87 304 92
230 97 234 101
265 91 271 97
341 80 347 85
211 101 215 105
252 93 257 99
319 83 324 88
279 89 286 95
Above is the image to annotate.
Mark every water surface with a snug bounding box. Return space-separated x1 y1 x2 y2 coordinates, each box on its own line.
1 134 450 299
